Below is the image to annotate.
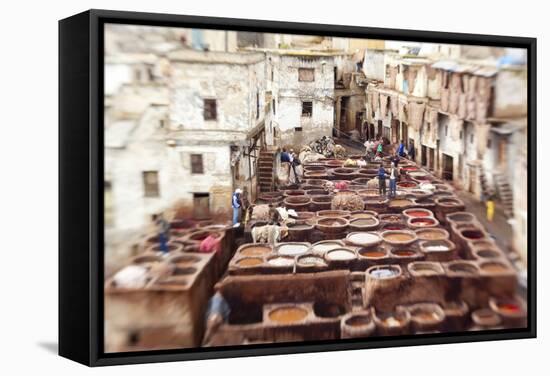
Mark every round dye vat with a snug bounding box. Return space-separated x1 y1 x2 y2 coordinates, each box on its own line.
239 245 271 257
236 257 263 267
267 256 295 267
424 244 450 252
351 217 377 226
312 241 343 253
382 231 417 244
170 255 200 265
409 262 442 275
401 166 419 172
382 223 407 231
317 218 347 226
448 262 478 274
350 210 378 219
326 248 356 261
359 248 386 258
447 212 475 222
269 307 308 324
389 199 413 207
369 266 399 279
496 302 521 315
392 249 417 257
476 249 501 259
297 255 326 266
277 243 309 256
380 214 402 223
404 209 432 218
411 310 440 322
346 232 382 247
416 228 448 240
397 181 417 188
461 229 485 239
189 231 210 241
133 255 163 265
409 217 437 227
382 316 404 327
317 210 350 218
480 262 509 273
345 314 372 327
472 308 502 327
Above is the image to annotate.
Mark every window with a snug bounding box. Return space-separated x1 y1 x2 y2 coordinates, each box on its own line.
487 138 492 149
470 134 474 144
191 154 204 174
256 92 260 119
203 99 217 121
143 171 159 197
272 99 276 115
295 127 303 132
301 101 313 117
459 130 463 140
159 119 165 128
298 68 315 82
445 125 449 136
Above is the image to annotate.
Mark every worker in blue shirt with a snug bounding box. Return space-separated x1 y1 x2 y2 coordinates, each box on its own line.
231 188 242 226
378 165 387 195
397 140 406 157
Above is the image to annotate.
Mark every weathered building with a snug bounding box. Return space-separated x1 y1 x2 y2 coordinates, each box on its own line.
167 49 268 214
266 50 336 147
362 46 528 259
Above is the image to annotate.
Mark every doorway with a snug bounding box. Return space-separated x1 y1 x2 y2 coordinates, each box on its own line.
442 154 453 181
468 166 476 193
401 122 408 148
421 145 427 167
428 148 435 171
193 193 210 219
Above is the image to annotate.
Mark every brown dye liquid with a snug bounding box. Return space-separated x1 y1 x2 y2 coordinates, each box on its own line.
269 307 308 323
417 230 445 240
290 224 311 230
384 233 414 242
390 199 413 207
322 219 345 226
346 315 371 327
353 218 376 226
361 250 385 258
237 258 263 267
413 311 439 322
240 246 270 256
382 215 401 222
482 263 508 272
393 250 416 257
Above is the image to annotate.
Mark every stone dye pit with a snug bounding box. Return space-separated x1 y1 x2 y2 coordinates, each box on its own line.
105 156 525 351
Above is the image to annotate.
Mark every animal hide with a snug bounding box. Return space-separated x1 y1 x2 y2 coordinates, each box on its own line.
331 192 365 211
251 204 270 221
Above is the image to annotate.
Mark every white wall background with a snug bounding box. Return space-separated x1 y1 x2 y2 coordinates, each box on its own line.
0 0 545 374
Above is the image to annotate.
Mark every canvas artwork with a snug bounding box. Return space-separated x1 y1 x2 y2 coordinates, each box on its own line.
102 23 529 352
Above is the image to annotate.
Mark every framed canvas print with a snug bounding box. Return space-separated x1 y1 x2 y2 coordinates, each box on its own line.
59 9 536 366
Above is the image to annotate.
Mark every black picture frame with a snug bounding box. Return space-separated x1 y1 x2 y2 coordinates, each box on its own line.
59 9 537 367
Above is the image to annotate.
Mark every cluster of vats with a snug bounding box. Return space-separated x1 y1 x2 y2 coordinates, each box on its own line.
212 154 525 345
104 152 526 352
